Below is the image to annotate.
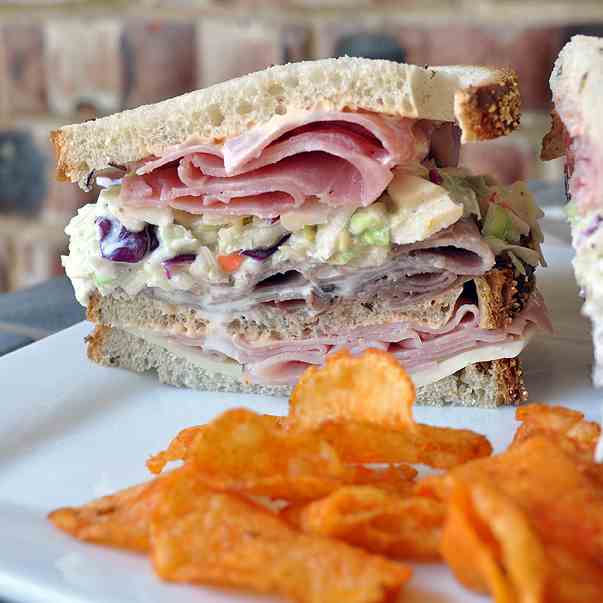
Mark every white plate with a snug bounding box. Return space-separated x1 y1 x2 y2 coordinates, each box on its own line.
0 243 599 603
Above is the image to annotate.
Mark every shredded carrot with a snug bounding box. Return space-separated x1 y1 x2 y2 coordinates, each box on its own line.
217 253 245 272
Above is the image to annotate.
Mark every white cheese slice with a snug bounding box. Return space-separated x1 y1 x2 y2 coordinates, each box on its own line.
129 327 532 388
410 330 533 387
130 328 243 378
387 173 463 245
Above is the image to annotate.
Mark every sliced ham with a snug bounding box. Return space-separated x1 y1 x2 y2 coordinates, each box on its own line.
221 111 421 173
168 288 552 386
120 111 426 218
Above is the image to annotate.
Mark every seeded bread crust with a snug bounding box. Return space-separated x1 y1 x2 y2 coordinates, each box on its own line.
540 108 568 161
86 325 526 407
51 57 520 188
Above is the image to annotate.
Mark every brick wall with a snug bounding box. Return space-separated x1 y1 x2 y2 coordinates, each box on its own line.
1 0 601 292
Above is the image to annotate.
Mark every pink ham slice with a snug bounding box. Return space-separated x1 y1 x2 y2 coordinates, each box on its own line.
120 112 424 218
170 289 551 386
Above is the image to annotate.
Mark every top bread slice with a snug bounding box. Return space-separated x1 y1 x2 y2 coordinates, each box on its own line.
52 57 520 189
542 35 603 160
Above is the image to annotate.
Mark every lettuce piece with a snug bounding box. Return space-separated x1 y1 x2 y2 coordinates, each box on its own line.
361 226 390 247
349 202 387 235
439 173 482 219
482 204 520 243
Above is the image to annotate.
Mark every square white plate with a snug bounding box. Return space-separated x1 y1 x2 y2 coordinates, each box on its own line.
0 243 599 603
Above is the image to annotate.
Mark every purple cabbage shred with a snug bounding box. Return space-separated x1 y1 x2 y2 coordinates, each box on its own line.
162 254 196 279
96 217 158 263
241 233 291 261
582 214 603 240
428 168 443 185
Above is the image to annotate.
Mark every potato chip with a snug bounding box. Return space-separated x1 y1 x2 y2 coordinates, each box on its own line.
513 403 601 454
288 349 415 429
148 409 418 500
282 485 445 561
48 472 172 552
441 481 548 603
426 435 603 602
350 465 417 496
311 420 492 469
150 468 411 603
147 425 202 474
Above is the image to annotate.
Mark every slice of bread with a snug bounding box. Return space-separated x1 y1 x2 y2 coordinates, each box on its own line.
52 57 520 188
86 324 526 407
86 285 465 341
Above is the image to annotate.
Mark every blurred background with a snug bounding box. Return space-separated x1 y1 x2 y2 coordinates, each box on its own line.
0 0 601 293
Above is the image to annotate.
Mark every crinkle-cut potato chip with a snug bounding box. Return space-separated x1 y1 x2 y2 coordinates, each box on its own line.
282 486 445 561
422 435 603 603
150 468 411 603
149 408 418 501
48 472 173 552
441 482 548 603
288 349 415 429
184 408 348 501
350 465 417 496
147 413 280 475
513 404 601 454
147 425 202 474
310 420 492 469
512 404 603 489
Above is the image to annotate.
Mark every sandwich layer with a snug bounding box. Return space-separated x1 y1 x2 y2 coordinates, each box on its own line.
87 325 527 407
52 58 520 188
87 285 466 340
85 278 550 388
86 265 540 340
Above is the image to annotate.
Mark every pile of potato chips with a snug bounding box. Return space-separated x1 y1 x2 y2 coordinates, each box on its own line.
49 349 603 603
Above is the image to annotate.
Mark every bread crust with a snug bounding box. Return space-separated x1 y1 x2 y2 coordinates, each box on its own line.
454 67 521 142
51 57 520 188
540 108 568 161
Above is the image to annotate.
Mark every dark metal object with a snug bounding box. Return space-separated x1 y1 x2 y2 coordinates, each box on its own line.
334 33 406 63
0 131 47 215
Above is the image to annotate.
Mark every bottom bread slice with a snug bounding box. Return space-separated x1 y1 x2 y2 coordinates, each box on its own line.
86 325 526 408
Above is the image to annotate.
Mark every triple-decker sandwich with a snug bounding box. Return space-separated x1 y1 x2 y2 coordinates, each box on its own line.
542 35 603 386
56 58 551 406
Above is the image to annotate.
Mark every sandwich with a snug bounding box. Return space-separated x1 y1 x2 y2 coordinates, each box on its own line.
56 57 551 407
542 35 603 385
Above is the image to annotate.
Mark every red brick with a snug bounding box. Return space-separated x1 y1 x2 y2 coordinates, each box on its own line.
460 137 532 185
45 19 123 116
122 19 196 108
12 221 67 289
0 23 47 114
43 176 95 221
198 19 308 87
